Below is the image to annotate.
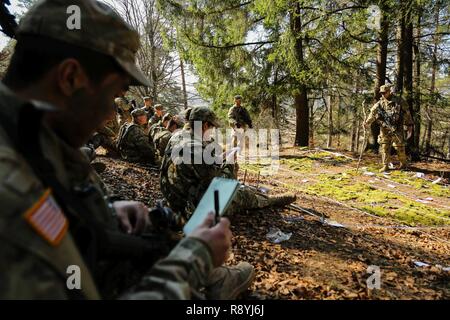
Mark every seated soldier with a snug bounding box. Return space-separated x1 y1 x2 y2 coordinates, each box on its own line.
160 106 296 219
0 0 254 300
149 112 172 142
88 110 120 157
117 108 156 164
142 96 155 119
153 117 181 161
149 103 164 126
115 95 132 127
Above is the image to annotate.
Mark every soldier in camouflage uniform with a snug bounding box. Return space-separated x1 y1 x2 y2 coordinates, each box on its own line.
160 106 296 220
152 117 181 162
88 110 120 157
117 108 156 164
115 95 132 127
0 0 254 299
365 84 414 172
228 95 253 149
149 103 164 126
142 96 154 119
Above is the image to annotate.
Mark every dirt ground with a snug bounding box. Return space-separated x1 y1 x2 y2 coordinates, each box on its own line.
95 148 450 300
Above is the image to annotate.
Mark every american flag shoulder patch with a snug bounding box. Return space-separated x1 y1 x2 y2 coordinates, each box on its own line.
24 189 68 246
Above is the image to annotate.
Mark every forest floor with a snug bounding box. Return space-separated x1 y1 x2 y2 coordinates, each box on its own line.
96 147 449 300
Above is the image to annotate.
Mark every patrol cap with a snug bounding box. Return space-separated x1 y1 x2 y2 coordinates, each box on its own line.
189 106 220 127
143 96 152 101
380 84 392 93
17 0 150 87
234 95 242 100
181 107 192 121
162 113 172 123
131 108 147 118
154 104 163 110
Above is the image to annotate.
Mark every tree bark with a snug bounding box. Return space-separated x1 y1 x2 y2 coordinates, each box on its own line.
180 58 188 109
327 94 333 148
403 1 418 160
425 4 440 156
412 12 421 158
292 3 309 147
368 3 389 152
396 14 405 94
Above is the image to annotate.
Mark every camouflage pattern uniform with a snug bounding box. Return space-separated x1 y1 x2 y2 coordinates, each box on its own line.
117 109 156 164
161 107 277 219
0 0 223 300
116 97 132 127
89 113 120 155
0 85 212 299
228 96 253 149
153 129 173 159
149 104 164 126
365 85 413 170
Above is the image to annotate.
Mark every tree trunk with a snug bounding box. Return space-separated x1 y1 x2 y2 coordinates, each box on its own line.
425 4 440 156
180 58 188 109
412 12 421 158
368 4 389 152
294 89 309 147
336 94 341 148
309 99 314 148
403 1 418 160
292 3 309 147
327 94 333 148
351 104 358 152
396 14 405 94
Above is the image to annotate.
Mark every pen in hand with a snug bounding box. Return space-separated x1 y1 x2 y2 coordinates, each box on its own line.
214 190 220 225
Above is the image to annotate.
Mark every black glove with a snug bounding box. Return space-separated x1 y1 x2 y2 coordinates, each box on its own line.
236 123 241 129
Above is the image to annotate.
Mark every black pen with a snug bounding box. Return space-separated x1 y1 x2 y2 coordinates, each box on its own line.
214 190 220 224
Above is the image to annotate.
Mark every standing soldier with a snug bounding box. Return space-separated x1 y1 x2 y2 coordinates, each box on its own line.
364 84 414 172
117 108 156 164
228 95 253 149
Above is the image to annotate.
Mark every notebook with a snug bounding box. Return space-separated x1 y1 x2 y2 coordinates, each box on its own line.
183 177 240 235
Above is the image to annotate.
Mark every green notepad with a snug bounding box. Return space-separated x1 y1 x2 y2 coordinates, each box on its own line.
183 177 240 236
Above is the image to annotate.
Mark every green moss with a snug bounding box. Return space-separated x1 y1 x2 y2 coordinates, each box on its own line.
302 173 450 226
380 171 450 198
280 158 314 173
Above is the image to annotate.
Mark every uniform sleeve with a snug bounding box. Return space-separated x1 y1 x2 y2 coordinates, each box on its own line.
228 107 237 127
120 237 213 299
365 103 379 126
0 240 69 299
130 127 155 162
97 125 116 137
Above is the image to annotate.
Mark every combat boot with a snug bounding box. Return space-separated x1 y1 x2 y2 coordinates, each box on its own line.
267 193 296 207
205 262 255 300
